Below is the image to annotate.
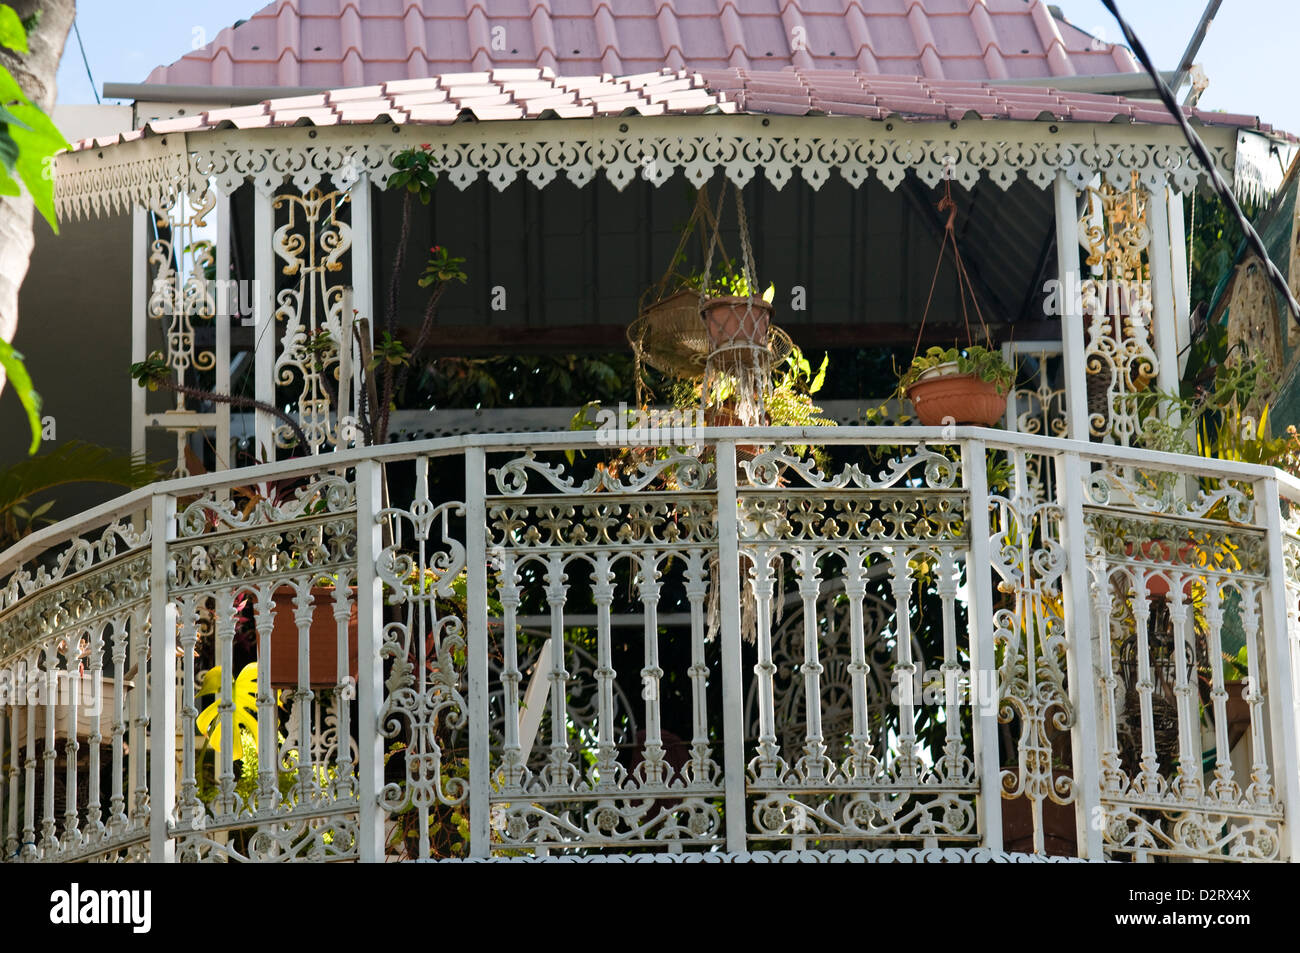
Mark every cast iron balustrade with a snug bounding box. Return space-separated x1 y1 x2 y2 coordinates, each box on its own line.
0 427 1296 862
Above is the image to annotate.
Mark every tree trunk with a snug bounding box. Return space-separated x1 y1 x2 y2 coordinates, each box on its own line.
0 0 75 395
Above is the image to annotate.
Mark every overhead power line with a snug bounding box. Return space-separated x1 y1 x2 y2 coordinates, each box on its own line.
1102 0 1300 324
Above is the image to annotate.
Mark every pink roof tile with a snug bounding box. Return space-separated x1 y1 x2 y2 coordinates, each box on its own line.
72 67 1277 154
142 0 1140 90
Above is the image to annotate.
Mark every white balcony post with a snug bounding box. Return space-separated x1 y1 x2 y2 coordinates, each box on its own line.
355 458 386 862
1147 183 1181 403
1166 190 1192 377
715 440 748 853
350 172 374 414
131 205 148 459
253 186 276 461
1053 172 1089 443
961 439 1003 852
1055 450 1104 859
464 446 491 858
214 188 233 469
1258 477 1300 860
148 492 177 862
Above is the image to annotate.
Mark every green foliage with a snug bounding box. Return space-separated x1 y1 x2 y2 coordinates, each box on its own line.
387 143 440 203
683 268 775 303
0 5 26 54
1187 191 1256 311
0 440 160 550
370 331 411 371
128 350 172 391
195 663 260 760
0 335 40 453
418 244 467 287
0 4 69 232
767 347 836 461
897 345 1014 394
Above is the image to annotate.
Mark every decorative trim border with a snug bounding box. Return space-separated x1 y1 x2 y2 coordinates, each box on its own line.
449 847 1094 863
55 115 1236 219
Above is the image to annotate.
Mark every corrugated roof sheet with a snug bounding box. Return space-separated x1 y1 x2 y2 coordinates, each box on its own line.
142 0 1140 90
73 68 1272 152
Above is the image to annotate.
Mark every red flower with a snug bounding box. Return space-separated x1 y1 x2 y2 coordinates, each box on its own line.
420 142 432 150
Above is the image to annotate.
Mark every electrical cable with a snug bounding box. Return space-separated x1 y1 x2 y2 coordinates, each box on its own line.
71 16 100 104
1102 0 1300 324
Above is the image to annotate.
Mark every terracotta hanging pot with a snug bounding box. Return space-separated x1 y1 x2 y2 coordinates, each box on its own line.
702 297 771 349
268 585 359 689
904 362 1007 427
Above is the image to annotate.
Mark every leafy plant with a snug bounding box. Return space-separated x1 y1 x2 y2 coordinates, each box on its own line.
0 5 70 454
685 269 775 303
130 349 310 454
195 662 260 759
897 345 1014 395
387 143 441 204
0 440 160 550
0 4 65 231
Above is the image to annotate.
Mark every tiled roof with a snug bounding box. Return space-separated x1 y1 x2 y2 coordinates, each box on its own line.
142 0 1140 90
72 68 1274 153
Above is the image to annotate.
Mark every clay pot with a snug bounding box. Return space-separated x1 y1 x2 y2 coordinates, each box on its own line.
702 297 772 349
904 363 1006 427
1223 679 1251 751
268 586 359 689
704 404 763 459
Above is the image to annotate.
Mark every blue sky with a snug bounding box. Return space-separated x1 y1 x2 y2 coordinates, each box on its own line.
55 0 1300 135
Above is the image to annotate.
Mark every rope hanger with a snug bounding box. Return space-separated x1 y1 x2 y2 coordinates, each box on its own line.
911 165 994 362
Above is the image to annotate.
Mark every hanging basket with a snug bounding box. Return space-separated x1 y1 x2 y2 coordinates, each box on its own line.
905 362 1007 427
628 290 712 379
702 296 772 349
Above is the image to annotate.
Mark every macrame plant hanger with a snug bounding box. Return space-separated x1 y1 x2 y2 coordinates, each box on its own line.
909 166 994 365
698 184 774 429
629 187 716 407
628 184 790 413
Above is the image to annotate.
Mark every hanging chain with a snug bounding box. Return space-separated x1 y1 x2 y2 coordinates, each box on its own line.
912 173 993 361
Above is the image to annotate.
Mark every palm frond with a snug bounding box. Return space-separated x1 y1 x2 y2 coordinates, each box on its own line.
0 441 161 515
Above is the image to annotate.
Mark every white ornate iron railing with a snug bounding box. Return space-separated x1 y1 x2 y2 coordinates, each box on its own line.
0 427 1296 863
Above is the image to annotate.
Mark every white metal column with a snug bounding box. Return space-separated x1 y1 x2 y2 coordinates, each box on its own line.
1167 190 1192 377
464 447 491 858
214 189 233 469
1053 172 1089 443
253 187 276 461
1258 478 1300 860
1148 183 1181 400
131 205 148 459
1056 451 1104 859
355 459 386 862
148 492 177 862
715 441 748 853
961 439 1003 852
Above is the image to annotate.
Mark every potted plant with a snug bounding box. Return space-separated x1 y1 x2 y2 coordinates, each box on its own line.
694 270 775 350
265 581 359 690
897 345 1014 428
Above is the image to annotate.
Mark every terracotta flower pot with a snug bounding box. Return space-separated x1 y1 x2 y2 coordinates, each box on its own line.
1000 769 1078 857
904 363 1006 427
702 297 772 349
268 585 359 689
705 404 763 459
1223 679 1251 751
